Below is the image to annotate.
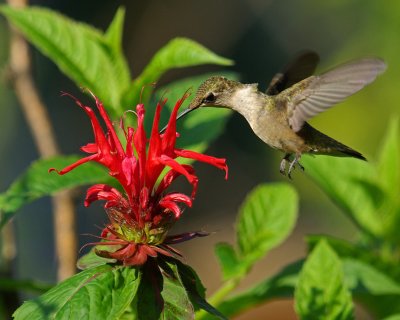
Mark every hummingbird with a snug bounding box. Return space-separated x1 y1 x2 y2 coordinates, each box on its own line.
172 52 387 178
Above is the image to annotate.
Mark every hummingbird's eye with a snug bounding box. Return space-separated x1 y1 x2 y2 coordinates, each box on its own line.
203 92 216 104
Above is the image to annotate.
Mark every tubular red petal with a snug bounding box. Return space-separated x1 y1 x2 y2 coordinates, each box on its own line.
175 149 228 179
158 199 182 218
133 104 147 187
92 95 125 157
158 155 197 186
161 192 192 207
163 93 190 151
80 143 98 153
155 164 195 195
49 154 98 175
85 184 128 208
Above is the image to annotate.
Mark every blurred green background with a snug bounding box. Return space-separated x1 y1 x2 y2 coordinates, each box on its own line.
0 0 397 318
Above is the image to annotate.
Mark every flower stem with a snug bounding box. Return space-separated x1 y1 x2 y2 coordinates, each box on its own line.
196 277 241 320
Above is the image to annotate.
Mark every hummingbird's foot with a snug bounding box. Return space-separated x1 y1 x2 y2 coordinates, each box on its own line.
287 154 303 179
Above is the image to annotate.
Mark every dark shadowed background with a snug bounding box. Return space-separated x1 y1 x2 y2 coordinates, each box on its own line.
1 1 398 318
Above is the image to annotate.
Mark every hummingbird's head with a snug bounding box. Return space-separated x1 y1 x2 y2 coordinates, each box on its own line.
175 76 241 121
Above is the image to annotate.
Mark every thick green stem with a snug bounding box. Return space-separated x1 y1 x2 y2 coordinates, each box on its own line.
196 277 241 320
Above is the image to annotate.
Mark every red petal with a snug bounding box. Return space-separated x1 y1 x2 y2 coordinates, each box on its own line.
162 93 189 151
123 245 149 266
158 155 198 186
81 142 98 153
49 154 98 175
160 192 192 207
84 184 128 208
133 104 147 188
92 94 125 157
155 164 195 195
175 149 228 179
158 199 182 218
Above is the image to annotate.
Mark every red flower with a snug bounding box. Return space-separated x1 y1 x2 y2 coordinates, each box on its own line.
50 92 228 266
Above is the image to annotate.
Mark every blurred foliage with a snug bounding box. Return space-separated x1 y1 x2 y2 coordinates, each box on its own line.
0 2 400 320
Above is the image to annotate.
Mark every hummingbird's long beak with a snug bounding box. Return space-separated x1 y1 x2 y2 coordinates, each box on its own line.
159 104 200 134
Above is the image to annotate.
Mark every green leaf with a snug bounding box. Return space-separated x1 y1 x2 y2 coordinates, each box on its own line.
160 260 194 320
214 243 245 281
306 235 400 280
13 265 141 320
342 258 400 318
294 240 354 320
104 6 125 53
378 117 400 197
301 155 385 238
125 38 233 106
0 6 131 112
344 258 400 296
77 246 116 270
201 259 302 320
237 183 298 267
0 156 110 227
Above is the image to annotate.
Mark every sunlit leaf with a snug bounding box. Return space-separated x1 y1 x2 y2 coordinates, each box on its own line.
13 265 141 320
294 240 354 320
377 117 400 197
0 156 110 228
302 155 384 237
0 6 130 112
237 183 298 267
214 243 245 281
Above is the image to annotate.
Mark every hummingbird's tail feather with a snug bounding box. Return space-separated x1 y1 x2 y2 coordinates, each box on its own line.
299 123 367 161
333 144 366 161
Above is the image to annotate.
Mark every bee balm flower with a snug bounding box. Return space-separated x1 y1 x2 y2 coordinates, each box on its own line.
50 92 228 266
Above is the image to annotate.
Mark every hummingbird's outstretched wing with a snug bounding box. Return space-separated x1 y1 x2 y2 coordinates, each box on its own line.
266 51 320 95
286 58 387 132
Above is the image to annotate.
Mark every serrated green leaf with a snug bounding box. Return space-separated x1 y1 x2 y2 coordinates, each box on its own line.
301 155 386 238
160 260 194 320
237 183 298 267
0 6 130 112
125 38 233 106
378 117 400 197
77 246 116 270
295 240 354 320
214 243 245 281
0 156 110 227
13 265 141 320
